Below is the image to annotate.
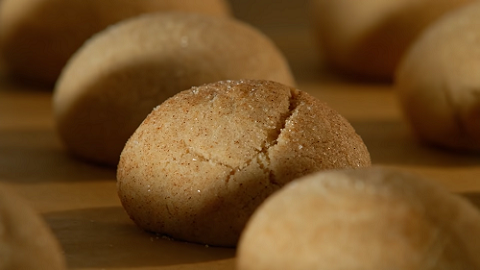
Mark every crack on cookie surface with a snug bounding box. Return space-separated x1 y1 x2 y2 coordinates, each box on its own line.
179 86 300 187
238 88 299 187
265 90 299 186
268 89 298 148
183 141 234 168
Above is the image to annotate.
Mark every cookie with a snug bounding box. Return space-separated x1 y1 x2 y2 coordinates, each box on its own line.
310 0 472 79
117 79 370 247
237 166 480 269
0 183 66 270
396 2 480 152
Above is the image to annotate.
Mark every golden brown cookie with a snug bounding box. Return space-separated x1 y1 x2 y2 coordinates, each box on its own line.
0 0 231 84
237 166 480 270
0 183 66 270
53 12 295 166
396 2 480 152
117 79 370 247
310 0 473 80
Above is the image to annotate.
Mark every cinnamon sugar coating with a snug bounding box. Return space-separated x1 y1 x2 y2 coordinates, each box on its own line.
117 80 370 246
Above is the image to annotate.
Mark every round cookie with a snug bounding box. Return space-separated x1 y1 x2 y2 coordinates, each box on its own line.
53 12 295 166
0 0 231 84
310 0 473 79
117 79 371 247
395 2 480 152
237 166 480 270
0 183 66 270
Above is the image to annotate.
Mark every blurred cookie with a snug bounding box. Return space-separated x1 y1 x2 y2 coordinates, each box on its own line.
237 166 480 269
0 183 66 270
310 0 472 79
396 2 480 152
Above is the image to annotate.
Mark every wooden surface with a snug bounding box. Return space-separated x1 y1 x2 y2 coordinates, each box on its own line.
1 1 480 269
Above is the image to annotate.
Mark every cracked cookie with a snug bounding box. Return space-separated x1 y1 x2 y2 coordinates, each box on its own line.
237 166 480 269
117 79 371 247
0 0 231 84
0 183 66 270
53 12 295 167
396 2 480 152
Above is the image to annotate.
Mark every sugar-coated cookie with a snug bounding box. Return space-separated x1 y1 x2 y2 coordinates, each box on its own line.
117 79 370 247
